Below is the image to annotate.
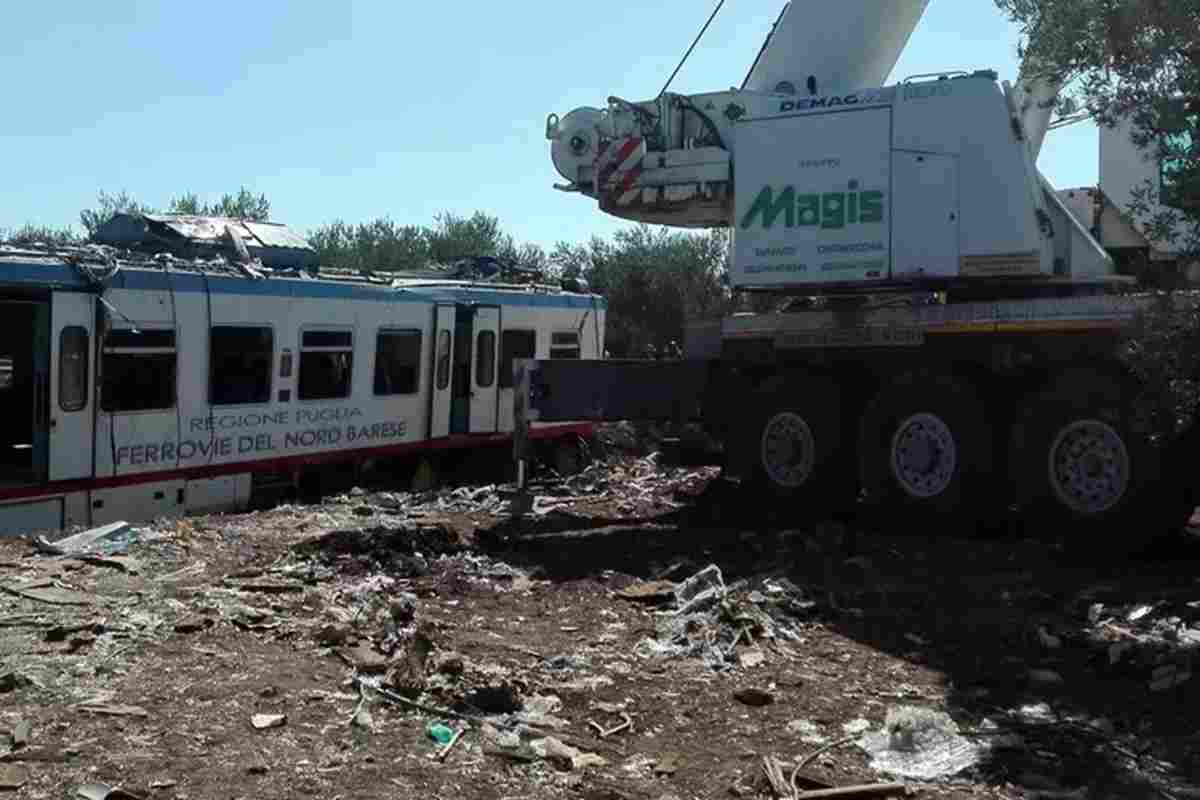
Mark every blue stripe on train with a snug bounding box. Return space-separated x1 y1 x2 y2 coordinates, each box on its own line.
0 259 606 310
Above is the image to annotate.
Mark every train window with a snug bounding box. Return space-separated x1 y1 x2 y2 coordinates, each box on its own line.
374 329 422 396
550 331 581 359
280 349 293 378
210 326 273 406
101 328 176 412
299 329 354 400
499 329 535 388
435 330 451 391
59 326 89 412
475 330 496 388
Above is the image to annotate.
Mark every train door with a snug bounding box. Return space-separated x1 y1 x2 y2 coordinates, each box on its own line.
449 307 473 434
429 304 455 438
49 292 94 481
469 306 499 433
0 296 50 487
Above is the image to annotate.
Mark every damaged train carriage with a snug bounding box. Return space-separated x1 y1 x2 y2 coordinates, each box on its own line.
0 215 604 535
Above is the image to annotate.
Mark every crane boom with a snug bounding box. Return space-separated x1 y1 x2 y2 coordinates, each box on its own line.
743 1 930 96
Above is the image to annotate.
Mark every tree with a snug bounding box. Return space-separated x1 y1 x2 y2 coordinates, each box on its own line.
0 223 81 246
168 187 271 221
553 225 731 357
995 1 1200 437
307 211 550 275
426 211 507 263
308 218 431 272
79 190 152 237
996 0 1199 274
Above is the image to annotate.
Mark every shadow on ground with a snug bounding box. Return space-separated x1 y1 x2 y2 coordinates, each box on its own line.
481 480 1200 799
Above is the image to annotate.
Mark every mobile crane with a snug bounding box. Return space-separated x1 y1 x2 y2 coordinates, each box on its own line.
518 0 1199 549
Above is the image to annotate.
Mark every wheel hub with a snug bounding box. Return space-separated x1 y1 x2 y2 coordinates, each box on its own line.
1048 419 1130 515
890 413 957 499
760 412 816 489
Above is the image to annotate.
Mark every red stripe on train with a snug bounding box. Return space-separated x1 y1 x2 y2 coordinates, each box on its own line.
0 423 596 504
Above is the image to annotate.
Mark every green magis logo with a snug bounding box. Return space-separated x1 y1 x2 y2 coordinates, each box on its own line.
740 182 884 230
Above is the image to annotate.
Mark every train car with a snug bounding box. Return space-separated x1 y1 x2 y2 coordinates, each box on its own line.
0 222 605 535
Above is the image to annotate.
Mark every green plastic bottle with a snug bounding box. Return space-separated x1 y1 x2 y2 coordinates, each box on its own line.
427 722 455 745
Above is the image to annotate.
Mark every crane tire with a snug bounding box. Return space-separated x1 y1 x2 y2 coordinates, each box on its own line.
743 373 845 510
1009 367 1189 556
857 371 993 533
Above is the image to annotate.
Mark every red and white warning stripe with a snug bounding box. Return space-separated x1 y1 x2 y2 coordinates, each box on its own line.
595 137 644 205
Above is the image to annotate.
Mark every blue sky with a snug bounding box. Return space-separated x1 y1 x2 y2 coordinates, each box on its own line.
1 1 1097 250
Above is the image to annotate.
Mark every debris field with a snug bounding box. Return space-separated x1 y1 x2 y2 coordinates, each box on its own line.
1 431 1199 800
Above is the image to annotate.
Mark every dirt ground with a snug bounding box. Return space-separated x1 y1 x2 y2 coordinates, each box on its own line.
2 441 1199 800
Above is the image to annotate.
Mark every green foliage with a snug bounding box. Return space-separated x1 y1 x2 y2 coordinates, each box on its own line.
79 190 152 236
551 225 731 356
996 0 1200 437
0 223 82 246
168 187 271 220
995 0 1199 267
308 218 431 272
1122 291 1200 439
307 211 550 275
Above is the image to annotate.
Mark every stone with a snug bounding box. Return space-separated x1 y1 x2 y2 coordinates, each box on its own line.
0 672 31 694
340 643 389 673
316 623 352 646
1149 664 1192 692
1036 626 1062 650
733 687 774 707
653 751 685 775
389 593 417 624
68 633 97 652
465 684 522 714
11 719 30 749
739 649 766 669
786 719 828 744
1128 605 1154 622
173 616 212 634
0 765 27 791
532 737 608 770
615 580 677 603
842 718 872 735
434 653 465 677
250 713 286 730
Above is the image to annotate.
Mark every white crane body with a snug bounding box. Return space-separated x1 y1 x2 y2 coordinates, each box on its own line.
546 1 1113 290
523 2 1200 551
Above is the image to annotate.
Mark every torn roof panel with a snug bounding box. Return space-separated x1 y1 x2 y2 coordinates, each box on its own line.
241 220 313 251
95 213 317 270
142 213 231 242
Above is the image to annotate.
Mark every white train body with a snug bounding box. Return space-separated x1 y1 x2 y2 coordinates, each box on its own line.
0 246 605 535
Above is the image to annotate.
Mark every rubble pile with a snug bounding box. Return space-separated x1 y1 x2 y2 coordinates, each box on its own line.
529 455 718 517
628 564 816 669
2 448 1198 799
1076 591 1199 692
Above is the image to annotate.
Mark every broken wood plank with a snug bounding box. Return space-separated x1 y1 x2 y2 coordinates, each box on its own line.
75 703 148 718
0 581 92 606
796 783 907 799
